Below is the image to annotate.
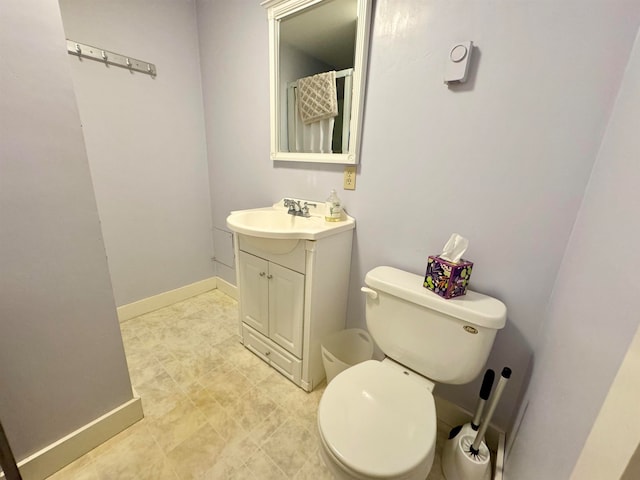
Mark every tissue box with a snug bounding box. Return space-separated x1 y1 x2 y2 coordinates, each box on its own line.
424 255 473 299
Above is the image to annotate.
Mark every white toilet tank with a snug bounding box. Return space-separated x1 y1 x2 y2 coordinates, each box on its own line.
364 266 507 384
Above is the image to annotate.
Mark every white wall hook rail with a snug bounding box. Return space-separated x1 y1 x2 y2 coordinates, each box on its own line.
66 39 156 77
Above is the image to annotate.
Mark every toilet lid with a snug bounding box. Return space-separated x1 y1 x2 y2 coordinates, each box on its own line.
318 360 436 478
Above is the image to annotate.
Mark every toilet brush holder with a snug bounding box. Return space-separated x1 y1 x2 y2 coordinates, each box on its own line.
443 367 512 480
442 433 491 480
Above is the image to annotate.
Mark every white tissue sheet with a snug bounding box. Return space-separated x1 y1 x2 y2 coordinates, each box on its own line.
439 233 469 264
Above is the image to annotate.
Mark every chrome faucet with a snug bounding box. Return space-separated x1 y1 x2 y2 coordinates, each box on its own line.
283 199 316 217
300 202 317 217
283 198 299 215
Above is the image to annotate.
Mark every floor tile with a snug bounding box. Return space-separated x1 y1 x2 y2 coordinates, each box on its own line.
293 449 333 480
245 449 288 479
146 398 208 453
225 387 279 432
261 417 317 477
46 289 449 480
200 368 253 408
90 422 175 480
165 423 226 480
248 405 290 447
47 456 99 480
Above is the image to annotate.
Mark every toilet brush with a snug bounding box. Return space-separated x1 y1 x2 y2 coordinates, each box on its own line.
447 369 495 441
441 369 494 479
442 367 512 480
469 368 511 456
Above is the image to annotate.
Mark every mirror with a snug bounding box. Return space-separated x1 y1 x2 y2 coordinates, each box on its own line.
263 0 372 164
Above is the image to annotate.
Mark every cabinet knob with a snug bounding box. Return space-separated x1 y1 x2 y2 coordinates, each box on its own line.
259 272 266 277
265 351 270 356
267 274 273 279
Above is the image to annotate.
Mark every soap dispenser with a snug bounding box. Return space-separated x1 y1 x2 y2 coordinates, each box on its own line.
325 189 343 222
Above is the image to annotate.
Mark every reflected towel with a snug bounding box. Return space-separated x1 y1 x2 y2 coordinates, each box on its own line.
296 71 338 125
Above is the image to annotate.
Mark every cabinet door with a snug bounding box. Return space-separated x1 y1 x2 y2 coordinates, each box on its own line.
268 262 304 358
238 251 269 336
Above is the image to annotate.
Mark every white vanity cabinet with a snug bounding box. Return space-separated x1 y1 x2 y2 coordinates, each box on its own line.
233 229 354 391
238 250 304 357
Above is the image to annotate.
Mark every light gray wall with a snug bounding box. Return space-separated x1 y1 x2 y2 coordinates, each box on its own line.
506 28 640 479
0 0 133 460
197 0 640 430
58 0 214 306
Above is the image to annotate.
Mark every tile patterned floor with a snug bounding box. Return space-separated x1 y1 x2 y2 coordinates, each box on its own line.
47 290 447 480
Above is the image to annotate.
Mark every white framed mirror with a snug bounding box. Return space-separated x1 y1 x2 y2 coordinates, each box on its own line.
262 0 372 164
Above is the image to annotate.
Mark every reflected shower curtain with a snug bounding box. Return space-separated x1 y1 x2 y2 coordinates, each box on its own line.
294 114 335 153
293 71 337 153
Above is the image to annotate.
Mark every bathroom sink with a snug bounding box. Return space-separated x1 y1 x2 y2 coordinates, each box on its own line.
226 199 355 241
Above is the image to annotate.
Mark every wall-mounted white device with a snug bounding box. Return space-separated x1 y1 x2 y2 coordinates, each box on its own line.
444 41 473 84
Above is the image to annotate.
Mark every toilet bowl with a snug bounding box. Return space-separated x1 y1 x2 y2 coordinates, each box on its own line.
316 266 507 479
317 359 437 480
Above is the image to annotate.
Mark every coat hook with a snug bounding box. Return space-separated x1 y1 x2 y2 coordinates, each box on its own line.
101 50 108 62
126 58 132 68
75 43 81 55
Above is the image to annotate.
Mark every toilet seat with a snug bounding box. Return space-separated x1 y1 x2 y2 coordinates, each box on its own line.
318 360 437 479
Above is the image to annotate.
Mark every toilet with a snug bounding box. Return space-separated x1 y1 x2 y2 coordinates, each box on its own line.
317 266 507 480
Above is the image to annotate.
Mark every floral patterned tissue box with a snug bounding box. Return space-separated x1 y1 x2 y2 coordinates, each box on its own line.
424 255 473 299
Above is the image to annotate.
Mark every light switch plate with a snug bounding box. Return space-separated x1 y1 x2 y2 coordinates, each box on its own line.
344 166 356 190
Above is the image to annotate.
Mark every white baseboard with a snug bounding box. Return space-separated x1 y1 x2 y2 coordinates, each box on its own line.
116 277 218 322
216 276 238 300
5 397 143 480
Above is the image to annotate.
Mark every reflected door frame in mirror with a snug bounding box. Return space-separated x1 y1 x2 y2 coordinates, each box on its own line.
262 0 372 165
